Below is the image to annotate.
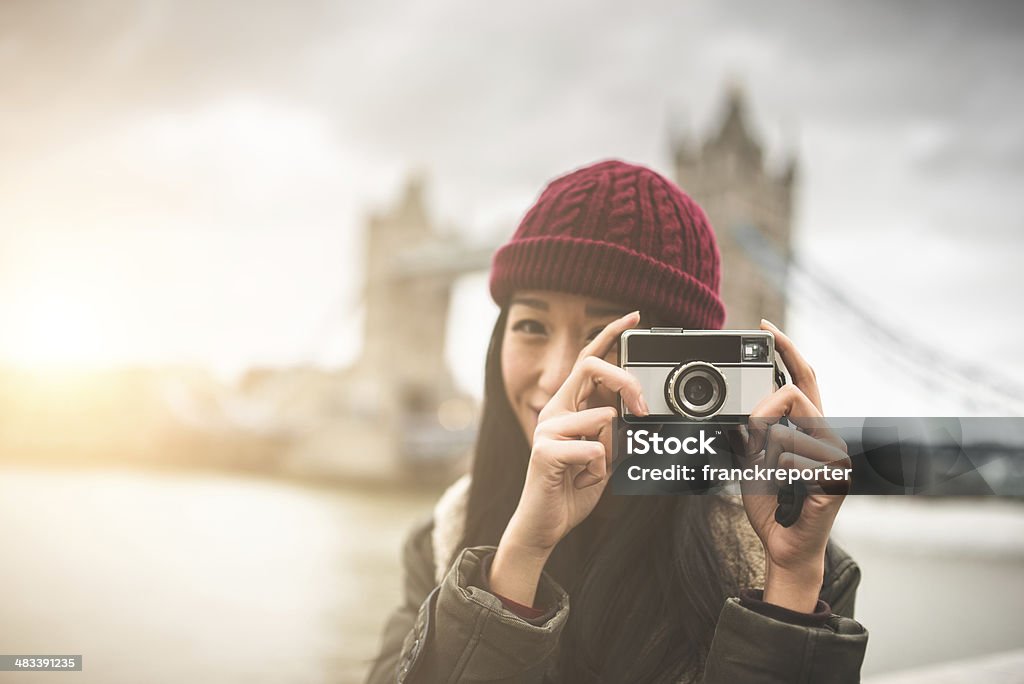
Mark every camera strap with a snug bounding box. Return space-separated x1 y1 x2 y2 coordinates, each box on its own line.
773 360 788 391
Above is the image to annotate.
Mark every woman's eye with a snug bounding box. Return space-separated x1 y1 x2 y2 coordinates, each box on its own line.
512 319 547 336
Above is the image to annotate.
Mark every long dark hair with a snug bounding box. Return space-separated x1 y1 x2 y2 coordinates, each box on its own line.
459 307 745 682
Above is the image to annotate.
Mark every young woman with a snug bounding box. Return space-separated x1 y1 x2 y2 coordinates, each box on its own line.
367 160 867 683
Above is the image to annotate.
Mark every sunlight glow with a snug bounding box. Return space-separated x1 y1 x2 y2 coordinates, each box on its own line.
3 274 109 370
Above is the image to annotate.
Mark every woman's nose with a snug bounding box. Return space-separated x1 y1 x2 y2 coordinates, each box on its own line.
537 338 578 397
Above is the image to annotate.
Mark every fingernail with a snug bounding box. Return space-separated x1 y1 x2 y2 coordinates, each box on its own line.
761 318 777 330
639 395 650 416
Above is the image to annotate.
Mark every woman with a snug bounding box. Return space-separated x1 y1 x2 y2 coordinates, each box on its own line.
367 160 867 683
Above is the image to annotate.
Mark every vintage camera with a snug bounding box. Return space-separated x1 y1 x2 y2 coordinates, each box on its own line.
620 329 781 422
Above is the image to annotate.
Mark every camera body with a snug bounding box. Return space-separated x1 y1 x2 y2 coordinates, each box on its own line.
620 328 779 422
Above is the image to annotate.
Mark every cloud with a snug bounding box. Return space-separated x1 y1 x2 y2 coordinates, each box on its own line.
1 0 1021 387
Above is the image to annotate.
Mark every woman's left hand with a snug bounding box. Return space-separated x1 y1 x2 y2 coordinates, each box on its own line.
738 320 851 613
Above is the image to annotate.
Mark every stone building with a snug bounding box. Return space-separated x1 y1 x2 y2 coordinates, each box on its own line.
673 86 797 329
359 175 460 410
267 176 486 483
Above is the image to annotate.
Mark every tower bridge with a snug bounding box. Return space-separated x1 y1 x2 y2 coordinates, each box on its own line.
235 87 798 484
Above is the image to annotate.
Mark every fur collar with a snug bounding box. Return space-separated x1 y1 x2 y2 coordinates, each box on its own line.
431 473 472 584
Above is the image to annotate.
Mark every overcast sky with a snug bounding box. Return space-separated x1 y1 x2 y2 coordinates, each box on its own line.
1 0 1022 415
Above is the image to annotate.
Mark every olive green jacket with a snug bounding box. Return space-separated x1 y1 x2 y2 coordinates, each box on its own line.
367 477 868 683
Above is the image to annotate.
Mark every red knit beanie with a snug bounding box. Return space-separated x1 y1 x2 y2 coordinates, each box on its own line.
490 159 725 328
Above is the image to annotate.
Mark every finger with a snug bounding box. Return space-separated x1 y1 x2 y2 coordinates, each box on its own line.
544 356 647 418
778 451 851 495
538 405 617 471
533 438 608 489
577 310 640 365
577 466 606 489
534 438 607 471
748 385 844 451
761 423 850 470
573 455 609 489
741 423 843 496
761 319 823 414
536 406 618 441
726 425 751 462
741 419 802 466
745 386 820 456
574 470 605 489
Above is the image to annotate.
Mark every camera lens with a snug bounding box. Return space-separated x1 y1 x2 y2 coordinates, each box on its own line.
665 362 727 419
684 376 712 405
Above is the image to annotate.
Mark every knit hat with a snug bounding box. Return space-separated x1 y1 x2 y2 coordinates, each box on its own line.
490 159 725 328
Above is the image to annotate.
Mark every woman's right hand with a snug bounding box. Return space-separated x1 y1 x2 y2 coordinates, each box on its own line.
500 310 649 557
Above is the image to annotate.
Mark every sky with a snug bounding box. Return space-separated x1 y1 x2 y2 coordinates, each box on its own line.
1 0 1022 415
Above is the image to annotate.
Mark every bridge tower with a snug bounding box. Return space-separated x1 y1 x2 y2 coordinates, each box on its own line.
673 86 798 329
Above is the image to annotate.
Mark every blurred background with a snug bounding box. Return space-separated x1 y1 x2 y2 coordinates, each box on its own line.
1 1 1023 682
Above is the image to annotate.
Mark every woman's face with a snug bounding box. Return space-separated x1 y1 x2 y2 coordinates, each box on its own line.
501 290 631 445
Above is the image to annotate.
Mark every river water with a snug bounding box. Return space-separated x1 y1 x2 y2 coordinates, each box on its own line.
1 465 1021 683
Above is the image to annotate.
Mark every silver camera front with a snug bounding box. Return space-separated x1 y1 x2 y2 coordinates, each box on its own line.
619 329 778 423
